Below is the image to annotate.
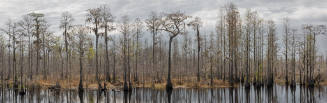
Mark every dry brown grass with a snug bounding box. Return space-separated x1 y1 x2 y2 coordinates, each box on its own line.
3 73 327 90
320 80 327 86
274 78 286 85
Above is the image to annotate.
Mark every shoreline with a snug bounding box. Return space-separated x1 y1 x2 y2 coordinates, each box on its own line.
1 78 326 91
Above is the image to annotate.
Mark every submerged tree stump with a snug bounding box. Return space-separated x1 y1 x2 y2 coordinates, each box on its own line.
123 82 128 92
290 81 296 89
245 82 250 89
78 82 83 94
166 80 173 91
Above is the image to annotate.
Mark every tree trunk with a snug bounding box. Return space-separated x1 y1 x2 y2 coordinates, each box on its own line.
166 36 174 91
105 26 111 82
245 27 250 88
127 39 132 91
113 47 116 83
152 29 156 83
78 45 84 93
28 36 32 80
60 51 64 80
64 28 69 79
20 39 24 90
13 35 18 89
210 57 213 86
285 34 289 85
134 34 139 82
36 25 40 76
196 26 200 83
43 32 46 80
7 38 11 80
95 35 99 85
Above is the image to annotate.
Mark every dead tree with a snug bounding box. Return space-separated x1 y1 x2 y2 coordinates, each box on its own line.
188 17 202 83
266 20 277 87
72 25 89 93
225 3 240 84
132 18 143 82
0 36 4 88
119 15 131 91
290 29 297 88
17 25 28 92
145 12 161 82
18 15 33 80
1 20 20 88
303 25 326 87
216 8 227 81
112 39 117 83
29 13 45 77
86 8 102 88
100 5 115 82
41 26 51 79
11 22 18 88
283 18 290 85
209 32 215 86
60 11 74 79
244 9 252 88
159 11 189 90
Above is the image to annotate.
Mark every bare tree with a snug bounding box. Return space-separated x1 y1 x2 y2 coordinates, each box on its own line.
188 17 202 83
29 13 45 78
1 20 19 88
18 14 34 80
303 25 326 87
182 32 190 83
72 25 90 93
244 9 252 88
11 22 18 86
86 7 102 88
0 36 5 88
60 11 74 79
41 25 51 79
159 11 189 90
100 5 115 82
216 8 227 81
0 20 12 81
145 12 161 82
257 18 264 86
225 3 241 84
250 11 259 85
267 20 277 87
112 38 117 83
283 18 290 85
132 18 143 82
119 15 131 91
208 32 215 86
17 22 28 93
290 29 297 87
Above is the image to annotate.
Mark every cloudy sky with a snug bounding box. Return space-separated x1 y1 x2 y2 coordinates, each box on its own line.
0 0 326 55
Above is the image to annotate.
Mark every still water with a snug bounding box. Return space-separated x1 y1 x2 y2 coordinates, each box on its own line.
0 84 326 103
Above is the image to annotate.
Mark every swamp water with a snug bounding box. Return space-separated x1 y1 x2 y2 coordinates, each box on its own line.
0 84 326 103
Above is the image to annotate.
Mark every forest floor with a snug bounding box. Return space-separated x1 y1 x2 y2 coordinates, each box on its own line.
2 76 233 90
33 77 231 90
2 75 327 90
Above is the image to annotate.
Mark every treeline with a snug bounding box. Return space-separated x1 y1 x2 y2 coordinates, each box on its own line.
0 3 326 92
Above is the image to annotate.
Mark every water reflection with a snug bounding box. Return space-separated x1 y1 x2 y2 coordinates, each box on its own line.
0 84 326 103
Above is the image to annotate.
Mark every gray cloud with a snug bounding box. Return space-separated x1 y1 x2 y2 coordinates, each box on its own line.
0 0 326 54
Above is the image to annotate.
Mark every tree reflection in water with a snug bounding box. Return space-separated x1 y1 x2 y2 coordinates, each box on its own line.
0 85 326 103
